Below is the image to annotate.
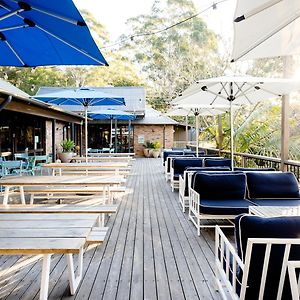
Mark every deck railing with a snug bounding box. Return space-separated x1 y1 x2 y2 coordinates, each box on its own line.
178 142 300 181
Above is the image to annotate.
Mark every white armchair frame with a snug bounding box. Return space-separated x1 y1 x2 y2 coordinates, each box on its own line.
215 226 300 300
188 188 235 235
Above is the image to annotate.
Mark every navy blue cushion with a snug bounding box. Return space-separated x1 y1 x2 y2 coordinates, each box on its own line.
204 158 232 168
193 173 246 200
163 150 183 164
200 199 250 215
166 154 193 172
234 167 275 171
183 167 231 196
235 215 300 300
246 172 300 199
249 199 300 206
173 158 203 178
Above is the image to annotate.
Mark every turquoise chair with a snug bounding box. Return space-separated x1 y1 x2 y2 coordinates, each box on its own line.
0 160 23 177
34 155 50 175
21 157 37 176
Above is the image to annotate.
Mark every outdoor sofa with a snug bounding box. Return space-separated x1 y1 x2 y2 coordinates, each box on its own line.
170 157 203 191
215 214 300 299
178 166 231 212
189 171 300 235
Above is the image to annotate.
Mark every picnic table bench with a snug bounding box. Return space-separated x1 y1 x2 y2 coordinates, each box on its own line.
0 175 126 205
0 204 118 226
22 185 126 204
0 213 107 300
42 162 130 176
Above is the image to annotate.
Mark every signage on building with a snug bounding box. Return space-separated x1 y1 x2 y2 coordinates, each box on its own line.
138 135 144 144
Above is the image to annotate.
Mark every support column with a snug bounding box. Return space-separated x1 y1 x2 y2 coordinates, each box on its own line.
128 120 131 153
114 119 118 153
52 119 56 162
281 56 292 171
185 115 189 147
70 122 75 141
80 121 83 157
217 115 223 156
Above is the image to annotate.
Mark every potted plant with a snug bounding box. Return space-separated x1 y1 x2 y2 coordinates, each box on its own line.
152 141 161 158
143 141 153 158
57 139 75 163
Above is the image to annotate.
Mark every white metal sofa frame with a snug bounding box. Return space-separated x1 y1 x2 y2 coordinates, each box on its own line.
215 225 300 300
189 187 235 236
179 170 195 212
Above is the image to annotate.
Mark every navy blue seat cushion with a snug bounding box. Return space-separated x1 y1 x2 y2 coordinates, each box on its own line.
204 158 232 168
246 172 300 199
234 167 275 171
183 167 231 196
249 198 300 206
173 158 203 179
193 173 246 200
200 199 250 215
235 215 300 300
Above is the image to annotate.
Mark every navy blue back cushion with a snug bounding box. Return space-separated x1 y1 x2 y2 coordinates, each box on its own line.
193 173 246 200
204 158 232 168
173 158 202 175
246 172 300 199
234 167 275 171
235 215 300 299
163 151 183 163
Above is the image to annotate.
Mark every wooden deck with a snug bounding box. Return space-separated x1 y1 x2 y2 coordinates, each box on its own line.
0 158 224 300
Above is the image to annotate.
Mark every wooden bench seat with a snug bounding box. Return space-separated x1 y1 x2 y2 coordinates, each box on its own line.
0 204 118 226
86 227 109 245
21 186 126 204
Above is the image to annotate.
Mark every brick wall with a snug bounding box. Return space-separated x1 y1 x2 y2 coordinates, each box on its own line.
133 125 174 156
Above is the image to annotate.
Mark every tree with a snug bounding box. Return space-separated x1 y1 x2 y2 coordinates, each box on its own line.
120 0 225 111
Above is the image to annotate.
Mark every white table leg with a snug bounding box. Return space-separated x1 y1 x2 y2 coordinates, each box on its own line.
30 194 34 205
66 247 83 295
19 186 26 205
3 186 10 205
40 254 51 300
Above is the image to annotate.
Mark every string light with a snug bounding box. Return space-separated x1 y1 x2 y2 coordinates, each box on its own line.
101 0 228 50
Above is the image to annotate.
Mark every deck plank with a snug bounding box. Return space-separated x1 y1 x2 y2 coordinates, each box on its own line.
0 158 225 300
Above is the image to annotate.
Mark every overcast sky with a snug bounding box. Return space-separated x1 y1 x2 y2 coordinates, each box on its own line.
74 0 236 42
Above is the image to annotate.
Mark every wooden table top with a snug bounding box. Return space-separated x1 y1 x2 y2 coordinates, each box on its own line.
43 162 129 169
87 152 135 157
0 175 125 186
73 156 132 162
0 213 98 254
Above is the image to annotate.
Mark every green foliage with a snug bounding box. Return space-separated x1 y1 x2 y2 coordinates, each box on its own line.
120 0 225 111
60 139 75 152
143 141 154 149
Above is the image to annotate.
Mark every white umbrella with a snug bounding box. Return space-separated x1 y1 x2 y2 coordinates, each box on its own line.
166 105 228 156
232 0 300 61
173 76 300 168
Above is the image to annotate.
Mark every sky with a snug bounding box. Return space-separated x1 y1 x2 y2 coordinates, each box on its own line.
74 0 236 43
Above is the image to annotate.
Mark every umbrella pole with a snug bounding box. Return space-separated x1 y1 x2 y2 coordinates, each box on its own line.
110 118 113 150
115 119 118 153
195 113 199 157
128 120 131 153
230 101 234 170
85 107 88 163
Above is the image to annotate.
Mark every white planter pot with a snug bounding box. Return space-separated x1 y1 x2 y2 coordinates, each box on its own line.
57 152 73 163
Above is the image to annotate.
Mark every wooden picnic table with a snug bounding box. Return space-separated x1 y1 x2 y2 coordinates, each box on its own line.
0 175 126 205
42 162 130 176
88 152 135 157
0 213 100 300
72 156 133 163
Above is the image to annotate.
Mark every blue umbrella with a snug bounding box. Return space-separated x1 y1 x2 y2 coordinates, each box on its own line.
88 109 135 152
0 0 107 66
34 88 125 159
